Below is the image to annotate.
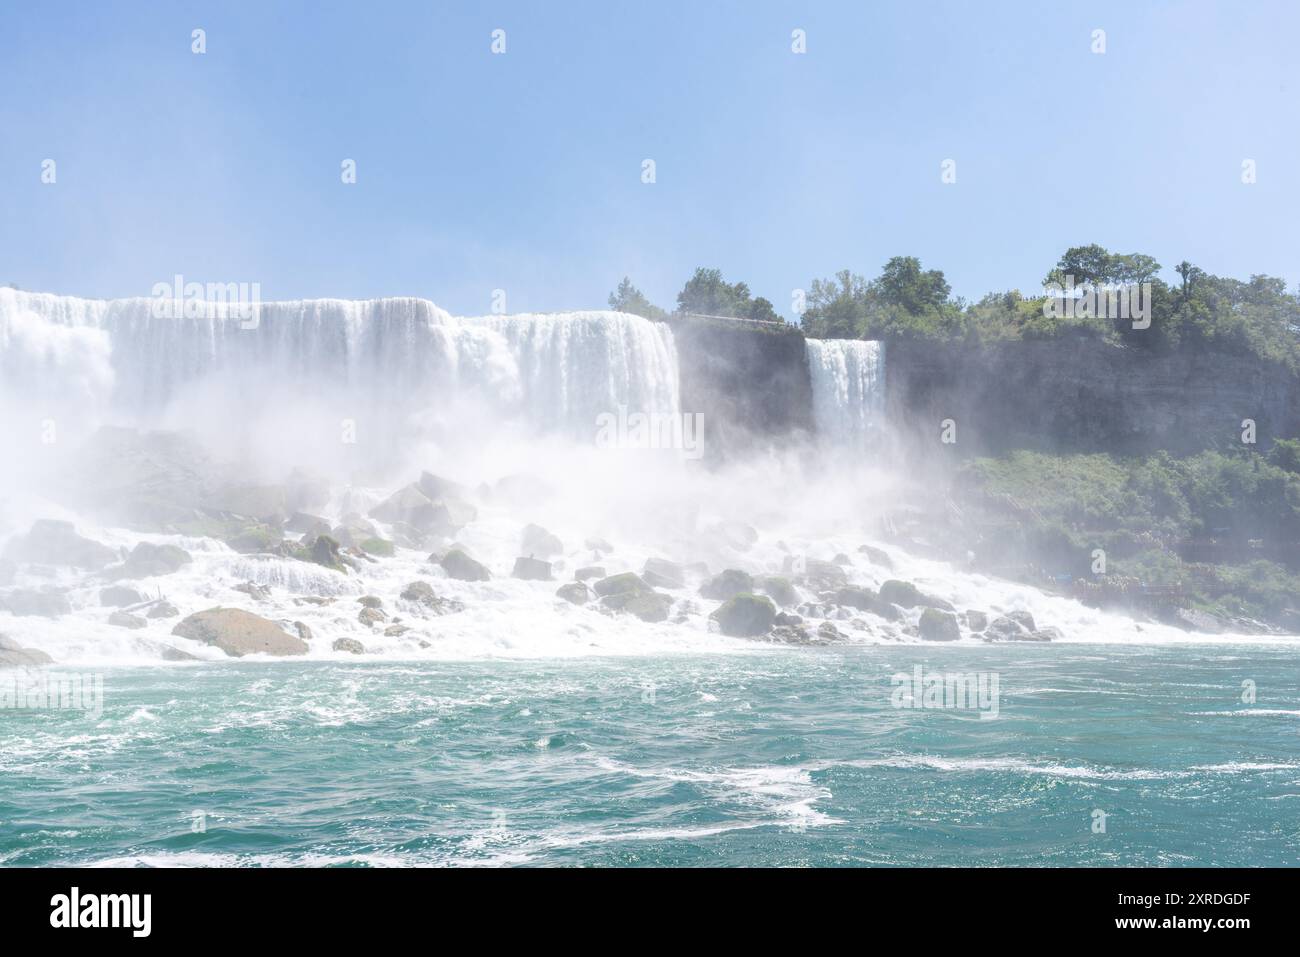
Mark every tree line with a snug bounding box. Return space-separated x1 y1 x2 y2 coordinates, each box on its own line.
610 246 1300 367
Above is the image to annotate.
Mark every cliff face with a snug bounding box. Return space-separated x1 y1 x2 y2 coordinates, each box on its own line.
668 316 813 459
884 339 1300 455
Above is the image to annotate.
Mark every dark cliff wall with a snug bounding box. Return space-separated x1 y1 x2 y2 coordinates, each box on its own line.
884 339 1300 456
667 316 813 459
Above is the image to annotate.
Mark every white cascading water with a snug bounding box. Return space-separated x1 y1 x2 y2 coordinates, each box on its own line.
0 289 681 457
805 338 885 451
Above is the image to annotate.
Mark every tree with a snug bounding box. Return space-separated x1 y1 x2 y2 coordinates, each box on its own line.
675 267 783 323
607 277 666 320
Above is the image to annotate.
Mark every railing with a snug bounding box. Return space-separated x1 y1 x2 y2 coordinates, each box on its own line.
672 311 790 329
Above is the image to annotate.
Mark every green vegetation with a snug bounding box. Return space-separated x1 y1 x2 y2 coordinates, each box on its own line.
607 268 782 325
957 449 1300 627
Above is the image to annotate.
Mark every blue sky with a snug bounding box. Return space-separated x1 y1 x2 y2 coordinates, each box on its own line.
2 1 1297 316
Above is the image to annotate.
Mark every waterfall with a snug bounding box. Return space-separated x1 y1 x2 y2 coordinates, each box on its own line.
0 289 680 464
805 338 885 451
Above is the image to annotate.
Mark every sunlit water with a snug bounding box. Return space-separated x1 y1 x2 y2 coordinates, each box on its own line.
2 644 1297 867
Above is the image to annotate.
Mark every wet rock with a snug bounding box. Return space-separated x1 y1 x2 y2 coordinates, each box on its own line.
584 537 614 555
521 524 564 559
207 483 291 524
708 521 759 552
817 621 847 642
857 544 893 569
574 565 606 581
964 610 989 632
593 572 651 598
113 542 193 579
786 558 848 590
307 534 347 572
918 607 961 642
556 581 591 605
1006 610 1037 632
285 512 331 537
159 644 199 661
710 593 776 637
416 471 471 504
0 634 54 667
225 523 284 554
832 553 851 565
147 600 180 619
100 585 147 608
439 548 491 582
511 556 553 581
1171 608 1226 633
330 516 379 549
358 606 387 627
1030 626 1063 642
767 624 811 644
774 611 804 626
332 637 366 654
3 519 117 570
109 610 147 629
359 537 395 557
173 608 308 657
399 581 464 615
233 582 272 601
642 557 687 589
384 624 409 637
370 484 469 539
358 595 384 609
293 621 313 641
602 590 672 622
879 579 953 611
2 588 71 618
756 576 799 607
699 568 754 601
833 586 902 622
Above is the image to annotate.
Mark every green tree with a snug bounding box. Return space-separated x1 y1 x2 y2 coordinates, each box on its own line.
675 267 783 323
607 277 667 320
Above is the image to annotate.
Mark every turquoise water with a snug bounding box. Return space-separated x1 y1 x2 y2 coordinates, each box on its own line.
2 644 1297 866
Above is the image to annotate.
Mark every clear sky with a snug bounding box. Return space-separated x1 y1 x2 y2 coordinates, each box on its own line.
2 1 1297 317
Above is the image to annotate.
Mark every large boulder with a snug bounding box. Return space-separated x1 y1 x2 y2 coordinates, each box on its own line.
3 519 117 570
511 556 553 581
521 524 564 559
592 572 651 598
113 542 193 579
710 593 777 637
439 548 491 582
0 634 54 667
602 590 672 622
556 581 591 605
307 535 347 572
918 607 961 642
700 568 754 601
756 576 799 607
224 523 284 554
857 544 894 569
2 589 72 618
108 610 147 629
642 558 686 589
834 585 902 621
172 608 308 656
100 585 147 608
399 581 464 615
879 579 953 611
574 565 606 581
332 637 365 654
369 484 469 540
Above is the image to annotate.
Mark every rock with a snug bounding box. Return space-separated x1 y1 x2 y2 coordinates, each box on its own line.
113 542 193 579
2 588 71 617
109 610 147 629
383 624 409 637
0 634 54 667
3 519 117 570
159 644 199 661
767 624 810 644
756 576 799 607
206 483 291 524
965 610 989 631
1006 610 1037 632
878 579 953 611
233 582 272 601
331 517 379 548
172 608 307 657
360 537 395 557
700 568 754 601
584 537 614 554
293 621 313 641
833 586 902 621
602 590 672 622
332 637 365 654
358 607 386 627
817 621 847 642
574 565 605 581
641 558 686 589
592 572 651 598
787 558 848 590
521 524 564 559
439 548 491 582
708 521 759 552
511 556 553 581
918 607 961 641
416 471 471 504
985 615 1037 641
308 534 347 572
857 544 893 569
357 595 384 609
556 582 591 605
225 524 284 554
709 593 776 637
100 585 147 608
285 512 331 537
1172 608 1226 633
147 600 180 619
398 581 462 615
1030 626 1063 642
774 611 803 626
832 553 851 565
369 484 467 540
